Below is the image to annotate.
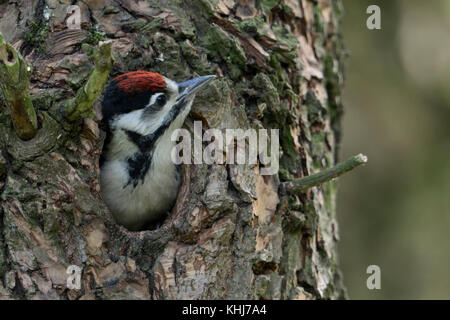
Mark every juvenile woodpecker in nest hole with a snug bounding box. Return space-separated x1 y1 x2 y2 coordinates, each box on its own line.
100 71 215 231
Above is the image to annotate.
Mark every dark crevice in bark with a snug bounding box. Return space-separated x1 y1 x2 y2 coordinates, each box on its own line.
20 0 47 56
0 143 8 282
82 0 96 27
35 0 46 19
147 268 156 300
252 261 278 275
0 208 6 278
298 280 319 298
114 0 137 21
12 273 25 299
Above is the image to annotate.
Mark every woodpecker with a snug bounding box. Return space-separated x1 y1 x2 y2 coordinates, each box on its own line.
99 71 215 231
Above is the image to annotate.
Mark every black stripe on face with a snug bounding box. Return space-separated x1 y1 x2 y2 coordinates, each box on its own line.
124 97 188 153
121 98 189 188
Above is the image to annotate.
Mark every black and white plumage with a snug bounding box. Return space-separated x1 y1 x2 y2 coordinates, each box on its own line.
99 71 215 231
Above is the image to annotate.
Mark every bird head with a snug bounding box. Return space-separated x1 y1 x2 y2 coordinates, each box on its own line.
101 71 215 136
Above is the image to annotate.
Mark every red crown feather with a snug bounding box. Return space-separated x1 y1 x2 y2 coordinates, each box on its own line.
113 71 165 94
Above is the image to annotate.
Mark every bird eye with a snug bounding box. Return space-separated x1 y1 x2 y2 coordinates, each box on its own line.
156 94 167 106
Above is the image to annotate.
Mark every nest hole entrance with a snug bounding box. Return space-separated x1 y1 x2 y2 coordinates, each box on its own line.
6 48 14 63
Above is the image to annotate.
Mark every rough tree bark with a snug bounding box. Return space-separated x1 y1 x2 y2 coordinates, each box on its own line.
0 0 347 299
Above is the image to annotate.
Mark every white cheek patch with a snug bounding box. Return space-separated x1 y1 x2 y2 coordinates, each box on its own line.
114 107 162 136
114 109 147 133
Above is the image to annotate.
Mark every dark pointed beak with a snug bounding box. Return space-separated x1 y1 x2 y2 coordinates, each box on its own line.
177 75 216 101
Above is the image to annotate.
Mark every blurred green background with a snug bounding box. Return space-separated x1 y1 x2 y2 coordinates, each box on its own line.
338 0 450 299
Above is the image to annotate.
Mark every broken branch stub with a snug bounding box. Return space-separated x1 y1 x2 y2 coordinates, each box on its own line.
0 33 38 141
64 41 114 121
280 154 368 194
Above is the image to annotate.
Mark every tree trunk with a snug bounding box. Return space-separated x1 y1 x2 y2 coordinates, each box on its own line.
0 0 346 300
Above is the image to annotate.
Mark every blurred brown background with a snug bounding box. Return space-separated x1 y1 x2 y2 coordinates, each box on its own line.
339 0 450 299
